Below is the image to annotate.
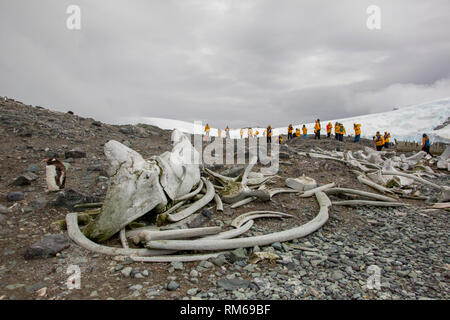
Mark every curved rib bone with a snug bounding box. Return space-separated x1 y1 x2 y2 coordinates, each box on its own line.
214 193 223 212
138 226 222 241
145 191 331 251
231 211 295 228
129 252 228 263
325 188 398 202
164 178 215 222
203 220 254 239
381 171 443 190
174 179 204 202
119 228 129 249
66 212 175 256
299 183 335 198
332 200 405 207
357 175 394 194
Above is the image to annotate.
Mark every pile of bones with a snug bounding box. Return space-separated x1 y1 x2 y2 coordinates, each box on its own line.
64 130 450 262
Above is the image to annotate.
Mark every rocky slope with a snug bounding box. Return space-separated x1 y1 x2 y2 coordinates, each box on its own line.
0 98 448 300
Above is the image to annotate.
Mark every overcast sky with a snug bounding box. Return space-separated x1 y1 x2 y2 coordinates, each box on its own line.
1 0 449 128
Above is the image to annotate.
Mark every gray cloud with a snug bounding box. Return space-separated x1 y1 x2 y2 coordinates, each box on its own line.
1 0 449 128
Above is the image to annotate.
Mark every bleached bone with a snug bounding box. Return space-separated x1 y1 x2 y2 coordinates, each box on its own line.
67 212 175 256
163 178 215 222
203 220 254 239
299 183 335 198
357 175 394 194
174 179 204 202
119 228 129 249
206 156 271 204
145 191 331 251
332 200 405 207
381 171 444 190
83 130 201 242
138 226 222 241
286 176 317 191
231 197 257 209
214 194 224 212
325 188 398 202
231 211 295 228
83 140 168 242
382 160 414 187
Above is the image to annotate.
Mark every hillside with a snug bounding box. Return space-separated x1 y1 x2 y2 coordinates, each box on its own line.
126 98 450 143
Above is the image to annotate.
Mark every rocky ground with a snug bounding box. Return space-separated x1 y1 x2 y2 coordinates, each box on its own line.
0 98 448 300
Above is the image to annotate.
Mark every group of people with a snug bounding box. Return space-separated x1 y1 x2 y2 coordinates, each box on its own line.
374 132 392 151
204 123 433 155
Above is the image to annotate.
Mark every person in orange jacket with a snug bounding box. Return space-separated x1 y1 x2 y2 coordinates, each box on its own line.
384 132 390 148
302 125 307 137
334 122 340 140
314 119 321 140
375 132 385 151
204 123 210 140
338 123 345 142
295 128 301 137
248 128 253 139
287 124 293 140
225 126 230 138
240 128 244 139
279 135 283 144
422 134 432 156
267 125 272 143
326 122 332 138
354 124 361 143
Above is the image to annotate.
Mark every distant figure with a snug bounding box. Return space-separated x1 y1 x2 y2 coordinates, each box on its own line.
267 125 272 143
254 130 259 137
302 125 307 137
354 123 361 143
225 126 230 138
384 132 390 148
240 128 244 139
338 123 345 142
375 132 384 151
279 135 283 144
44 158 66 191
248 128 253 139
314 119 321 140
294 128 301 137
334 122 339 140
287 124 293 140
326 122 333 138
422 134 432 156
204 124 210 140
218 128 222 138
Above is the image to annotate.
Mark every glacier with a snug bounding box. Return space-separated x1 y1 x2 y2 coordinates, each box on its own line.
120 98 450 144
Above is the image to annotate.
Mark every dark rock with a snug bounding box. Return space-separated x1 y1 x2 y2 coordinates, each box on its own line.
217 278 251 291
26 282 46 293
26 164 41 174
228 248 247 262
91 121 102 127
31 199 48 211
201 209 212 219
7 192 24 202
10 172 39 186
45 150 59 159
167 281 179 291
65 150 86 159
24 234 70 260
67 111 74 115
51 189 101 210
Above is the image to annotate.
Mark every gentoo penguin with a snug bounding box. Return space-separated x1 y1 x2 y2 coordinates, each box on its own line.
43 158 66 191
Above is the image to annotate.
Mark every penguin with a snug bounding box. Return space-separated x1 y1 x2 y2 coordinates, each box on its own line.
43 158 66 191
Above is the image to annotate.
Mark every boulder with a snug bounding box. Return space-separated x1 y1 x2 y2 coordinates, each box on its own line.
24 234 70 260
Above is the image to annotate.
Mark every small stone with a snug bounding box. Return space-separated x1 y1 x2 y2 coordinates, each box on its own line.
271 242 283 251
129 284 143 291
190 270 199 277
0 204 11 215
229 248 247 262
210 255 227 267
167 281 179 291
171 261 184 270
187 288 198 295
65 150 86 159
121 267 133 277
